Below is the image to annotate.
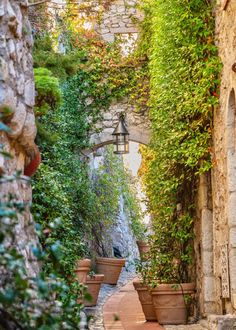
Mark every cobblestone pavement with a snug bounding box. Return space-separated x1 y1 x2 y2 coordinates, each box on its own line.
85 266 137 330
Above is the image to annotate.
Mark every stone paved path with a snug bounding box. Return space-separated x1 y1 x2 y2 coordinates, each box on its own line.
86 267 137 330
86 268 207 330
102 280 207 330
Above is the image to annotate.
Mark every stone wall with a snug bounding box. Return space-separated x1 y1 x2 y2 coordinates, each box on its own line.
203 0 236 317
91 98 150 150
109 194 139 263
0 0 39 276
92 0 150 149
195 172 217 316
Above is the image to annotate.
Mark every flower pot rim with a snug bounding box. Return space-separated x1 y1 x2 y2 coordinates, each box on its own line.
76 258 91 267
96 257 126 265
86 274 105 282
133 279 152 291
151 282 195 294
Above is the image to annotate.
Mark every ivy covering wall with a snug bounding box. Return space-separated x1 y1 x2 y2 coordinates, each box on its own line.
31 15 144 276
139 0 221 283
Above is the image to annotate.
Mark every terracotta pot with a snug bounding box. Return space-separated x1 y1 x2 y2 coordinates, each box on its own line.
133 279 157 321
96 257 126 284
84 274 104 306
151 283 195 325
136 241 150 260
75 259 91 283
24 150 41 177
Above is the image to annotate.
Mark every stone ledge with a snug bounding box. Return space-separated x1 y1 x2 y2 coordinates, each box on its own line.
207 314 236 330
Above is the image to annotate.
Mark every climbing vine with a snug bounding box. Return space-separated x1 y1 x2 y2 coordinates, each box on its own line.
32 6 146 274
138 0 221 284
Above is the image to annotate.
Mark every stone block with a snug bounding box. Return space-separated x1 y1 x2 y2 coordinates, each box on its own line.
227 150 236 192
201 208 213 251
8 39 16 60
101 28 110 34
228 192 236 228
0 58 9 82
0 3 4 17
198 173 208 209
229 227 236 248
202 251 214 275
24 79 35 107
5 87 17 110
117 7 126 13
103 112 112 120
229 248 236 290
102 33 115 43
112 27 138 34
17 74 25 95
8 102 27 139
16 40 23 63
19 112 37 148
203 276 215 302
202 302 218 316
6 1 16 21
232 292 236 310
8 60 16 77
208 315 236 330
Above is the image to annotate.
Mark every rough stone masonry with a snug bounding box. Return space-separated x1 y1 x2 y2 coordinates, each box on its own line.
0 0 39 276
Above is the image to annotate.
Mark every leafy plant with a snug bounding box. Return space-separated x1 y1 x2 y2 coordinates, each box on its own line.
0 119 85 329
138 0 221 286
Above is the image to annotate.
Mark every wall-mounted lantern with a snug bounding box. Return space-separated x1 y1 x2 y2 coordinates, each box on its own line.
112 114 129 154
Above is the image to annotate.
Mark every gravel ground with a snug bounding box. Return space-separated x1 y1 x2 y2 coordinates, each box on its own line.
84 266 136 330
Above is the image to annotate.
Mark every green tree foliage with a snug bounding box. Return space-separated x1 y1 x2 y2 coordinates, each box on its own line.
34 68 62 116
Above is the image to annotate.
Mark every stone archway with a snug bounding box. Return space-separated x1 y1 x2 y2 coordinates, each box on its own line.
89 99 150 152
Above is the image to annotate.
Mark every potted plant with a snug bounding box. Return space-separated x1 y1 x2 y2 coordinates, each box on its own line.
146 212 195 325
133 276 156 322
75 258 91 284
96 255 125 285
136 239 150 261
83 271 104 307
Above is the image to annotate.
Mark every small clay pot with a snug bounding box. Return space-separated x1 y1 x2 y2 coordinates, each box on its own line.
75 259 91 283
133 279 156 321
151 283 195 325
136 241 150 260
96 257 125 285
84 274 104 307
24 151 41 177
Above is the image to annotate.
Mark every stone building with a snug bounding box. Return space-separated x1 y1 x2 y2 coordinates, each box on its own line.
193 1 236 328
0 0 39 276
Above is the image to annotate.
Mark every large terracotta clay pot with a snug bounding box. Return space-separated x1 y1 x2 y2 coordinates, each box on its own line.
133 279 157 321
84 274 104 307
136 241 150 260
75 259 91 283
151 283 195 325
96 257 126 285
